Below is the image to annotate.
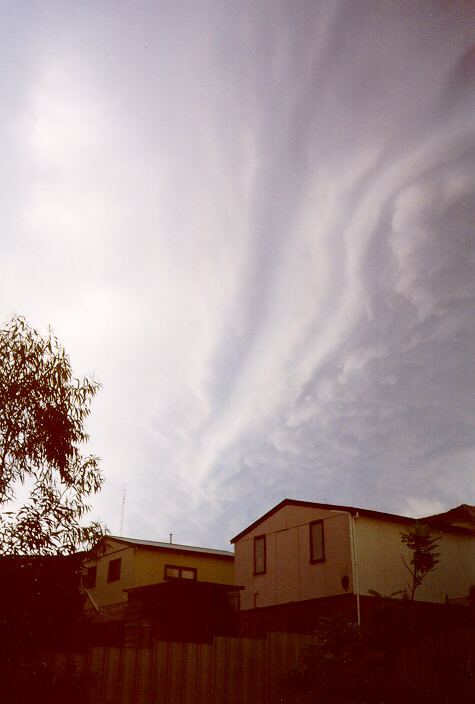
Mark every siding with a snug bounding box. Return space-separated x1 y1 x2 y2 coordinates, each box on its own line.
234 505 353 609
133 548 234 588
355 516 475 602
85 540 136 609
85 539 234 611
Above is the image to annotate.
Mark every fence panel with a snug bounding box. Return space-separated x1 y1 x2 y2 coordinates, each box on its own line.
48 632 323 704
397 627 474 703
135 647 153 704
45 625 474 704
196 640 214 704
102 646 120 703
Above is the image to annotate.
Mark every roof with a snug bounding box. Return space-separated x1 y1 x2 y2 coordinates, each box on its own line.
230 499 474 543
424 504 475 531
104 535 234 559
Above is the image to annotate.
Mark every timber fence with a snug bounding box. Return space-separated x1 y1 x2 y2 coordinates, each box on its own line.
49 626 474 704
397 626 474 703
51 632 312 704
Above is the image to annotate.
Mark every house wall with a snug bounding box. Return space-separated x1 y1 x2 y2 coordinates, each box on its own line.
84 539 234 611
234 505 353 610
85 538 136 610
133 548 234 588
355 515 475 603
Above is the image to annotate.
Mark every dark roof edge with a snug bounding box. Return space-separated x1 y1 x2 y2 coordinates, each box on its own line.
231 499 356 542
125 581 244 594
230 498 472 543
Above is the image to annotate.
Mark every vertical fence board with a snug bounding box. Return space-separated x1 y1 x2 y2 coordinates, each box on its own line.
135 648 153 704
101 646 117 704
196 640 214 704
268 631 283 702
182 641 197 704
165 641 184 703
250 636 268 704
155 640 170 704
212 636 225 704
239 637 258 704
228 636 242 704
119 647 137 704
88 646 105 704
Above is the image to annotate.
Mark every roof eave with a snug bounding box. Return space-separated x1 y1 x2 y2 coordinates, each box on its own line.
103 535 234 559
230 498 434 543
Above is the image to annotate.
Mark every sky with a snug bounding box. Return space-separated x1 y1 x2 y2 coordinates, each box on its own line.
1 1 473 549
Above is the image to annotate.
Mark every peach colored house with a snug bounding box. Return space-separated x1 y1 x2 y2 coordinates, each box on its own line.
231 499 475 629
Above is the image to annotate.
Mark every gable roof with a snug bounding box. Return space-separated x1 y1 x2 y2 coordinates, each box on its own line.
230 499 473 543
104 535 234 559
424 504 475 531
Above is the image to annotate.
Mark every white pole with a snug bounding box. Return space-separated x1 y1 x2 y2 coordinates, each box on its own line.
351 512 361 626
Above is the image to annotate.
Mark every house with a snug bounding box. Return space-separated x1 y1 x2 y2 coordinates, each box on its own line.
231 499 475 634
83 535 239 644
424 503 475 532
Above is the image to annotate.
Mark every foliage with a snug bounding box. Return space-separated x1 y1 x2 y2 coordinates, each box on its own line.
283 604 455 704
284 523 457 703
0 553 96 702
0 554 86 650
3 658 96 704
284 615 387 703
400 521 440 600
0 315 105 555
23 664 95 704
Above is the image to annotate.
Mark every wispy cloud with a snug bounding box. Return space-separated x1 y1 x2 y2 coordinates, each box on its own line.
0 1 473 546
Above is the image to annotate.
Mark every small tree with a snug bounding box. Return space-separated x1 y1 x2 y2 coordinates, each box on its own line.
283 610 437 704
0 315 105 555
400 521 440 601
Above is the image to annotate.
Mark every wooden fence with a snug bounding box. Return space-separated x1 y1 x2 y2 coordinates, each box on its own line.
49 627 474 704
51 632 312 704
397 627 474 703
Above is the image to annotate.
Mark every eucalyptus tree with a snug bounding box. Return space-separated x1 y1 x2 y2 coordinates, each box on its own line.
0 315 105 555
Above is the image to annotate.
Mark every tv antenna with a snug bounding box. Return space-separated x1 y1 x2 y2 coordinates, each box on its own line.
119 485 127 536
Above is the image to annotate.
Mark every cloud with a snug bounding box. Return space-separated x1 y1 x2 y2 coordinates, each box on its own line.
0 1 473 547
403 497 447 519
390 166 474 319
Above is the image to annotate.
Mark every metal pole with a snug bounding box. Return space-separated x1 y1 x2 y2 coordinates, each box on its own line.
119 485 126 536
351 512 361 625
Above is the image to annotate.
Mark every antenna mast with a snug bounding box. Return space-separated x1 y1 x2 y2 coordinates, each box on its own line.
119 485 127 536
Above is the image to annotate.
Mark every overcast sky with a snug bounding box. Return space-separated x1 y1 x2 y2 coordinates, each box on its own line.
1 1 473 549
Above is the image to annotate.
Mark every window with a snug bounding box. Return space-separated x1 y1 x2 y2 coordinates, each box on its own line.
309 520 325 563
254 535 266 575
107 558 121 582
84 565 97 589
164 564 197 580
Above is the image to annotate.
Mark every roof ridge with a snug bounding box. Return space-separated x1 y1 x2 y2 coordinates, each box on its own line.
231 498 473 543
106 535 234 555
